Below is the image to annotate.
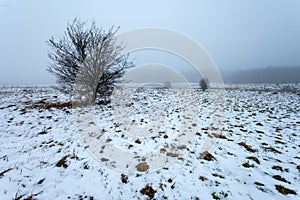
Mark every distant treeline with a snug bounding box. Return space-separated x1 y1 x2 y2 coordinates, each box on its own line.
222 66 300 84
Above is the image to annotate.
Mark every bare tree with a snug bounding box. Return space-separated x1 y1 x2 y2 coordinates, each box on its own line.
200 78 208 91
47 18 134 104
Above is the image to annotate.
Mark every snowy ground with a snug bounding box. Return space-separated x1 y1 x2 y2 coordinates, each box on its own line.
0 85 299 200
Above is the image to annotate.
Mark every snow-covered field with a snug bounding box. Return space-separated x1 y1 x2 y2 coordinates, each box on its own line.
0 85 299 200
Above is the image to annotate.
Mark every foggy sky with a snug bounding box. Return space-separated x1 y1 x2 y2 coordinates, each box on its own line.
0 0 300 85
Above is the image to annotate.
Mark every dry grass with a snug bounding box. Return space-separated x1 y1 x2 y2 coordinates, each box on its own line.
140 185 156 199
56 155 68 168
121 174 128 184
242 161 254 168
166 152 179 157
26 100 72 110
263 146 281 154
275 185 297 195
212 133 227 140
238 142 257 153
246 156 260 164
0 167 13 177
199 151 216 161
272 175 290 183
272 165 283 172
199 176 208 181
254 182 264 186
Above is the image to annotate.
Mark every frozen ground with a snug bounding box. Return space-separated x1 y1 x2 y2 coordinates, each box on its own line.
0 84 299 200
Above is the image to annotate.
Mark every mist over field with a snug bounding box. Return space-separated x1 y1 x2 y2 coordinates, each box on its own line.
221 66 300 84
1 1 300 85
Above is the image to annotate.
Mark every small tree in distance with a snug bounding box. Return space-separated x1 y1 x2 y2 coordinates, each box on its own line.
47 18 134 104
199 78 208 91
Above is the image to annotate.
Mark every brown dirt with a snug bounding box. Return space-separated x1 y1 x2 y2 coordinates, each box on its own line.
238 142 257 153
140 185 156 199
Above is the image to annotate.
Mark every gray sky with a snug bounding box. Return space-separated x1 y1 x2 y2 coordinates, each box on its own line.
0 0 300 85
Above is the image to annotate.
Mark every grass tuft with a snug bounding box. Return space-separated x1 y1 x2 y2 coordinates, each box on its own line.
275 185 297 195
238 142 257 153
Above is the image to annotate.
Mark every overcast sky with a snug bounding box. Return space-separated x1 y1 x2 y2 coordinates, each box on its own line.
0 0 300 85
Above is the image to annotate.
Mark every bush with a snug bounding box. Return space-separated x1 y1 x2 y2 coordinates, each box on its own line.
47 18 134 104
199 78 208 91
